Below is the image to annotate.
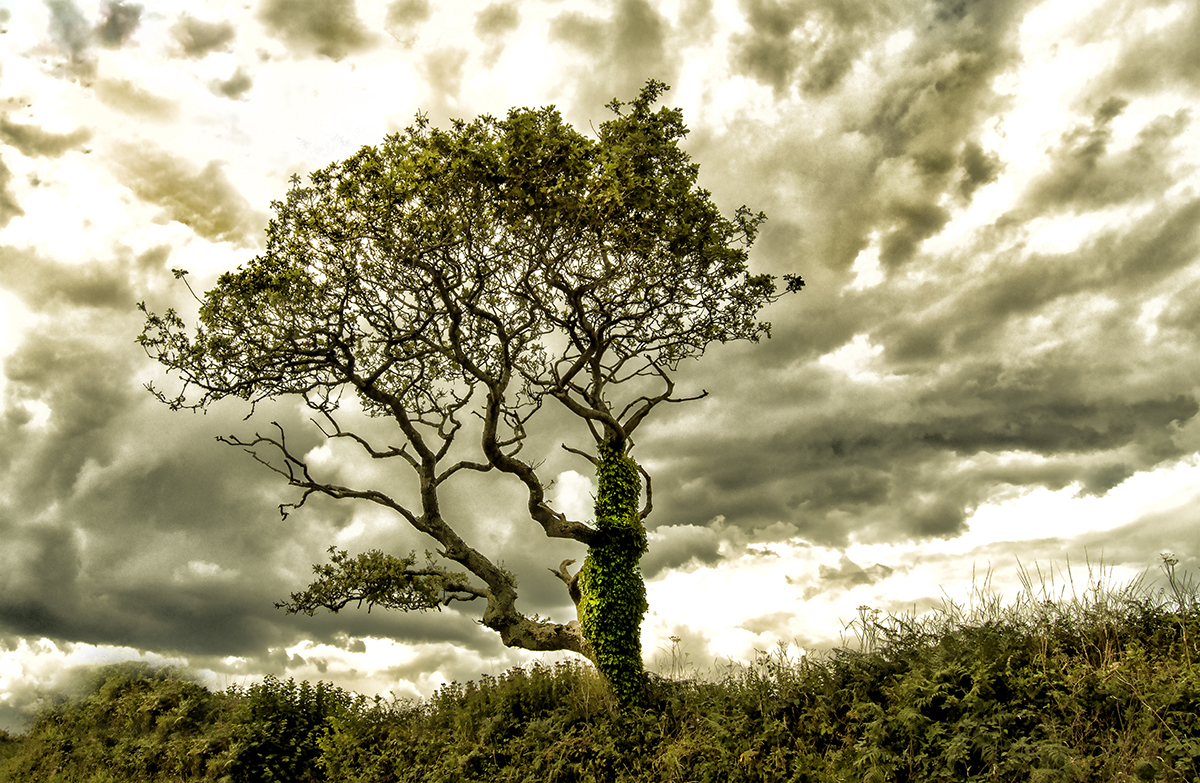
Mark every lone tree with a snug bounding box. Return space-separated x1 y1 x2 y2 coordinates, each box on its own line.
140 81 802 705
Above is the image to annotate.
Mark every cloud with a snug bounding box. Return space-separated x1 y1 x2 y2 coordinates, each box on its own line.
678 0 716 41
386 0 431 27
109 142 267 246
959 141 1003 199
475 2 518 38
386 0 429 28
474 2 519 64
641 524 723 577
45 0 90 58
0 289 351 659
801 555 895 598
213 68 254 99
0 246 138 311
44 0 96 78
385 0 431 45
548 0 674 111
419 48 470 119
630 184 1200 543
0 158 23 228
1018 101 1192 215
94 0 141 49
170 13 236 58
95 78 179 121
1074 0 1200 99
259 0 376 60
0 116 92 157
731 0 903 96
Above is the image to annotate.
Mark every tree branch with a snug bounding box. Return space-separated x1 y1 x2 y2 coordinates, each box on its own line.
549 559 582 606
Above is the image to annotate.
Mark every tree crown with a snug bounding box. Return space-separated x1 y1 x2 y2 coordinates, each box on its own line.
140 81 799 452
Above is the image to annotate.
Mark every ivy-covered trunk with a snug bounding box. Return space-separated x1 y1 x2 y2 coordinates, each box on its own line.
577 440 648 706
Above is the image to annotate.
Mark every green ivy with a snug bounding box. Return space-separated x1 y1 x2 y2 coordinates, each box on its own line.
578 440 648 706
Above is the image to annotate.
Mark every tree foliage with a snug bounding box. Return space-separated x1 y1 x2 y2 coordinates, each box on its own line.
139 80 800 703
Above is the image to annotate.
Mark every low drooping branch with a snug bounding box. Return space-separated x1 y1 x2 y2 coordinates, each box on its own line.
223 417 592 658
277 547 489 615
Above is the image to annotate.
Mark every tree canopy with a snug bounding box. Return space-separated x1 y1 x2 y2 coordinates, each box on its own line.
140 80 802 704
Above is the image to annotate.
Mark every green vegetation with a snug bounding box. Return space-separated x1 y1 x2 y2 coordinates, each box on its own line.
578 440 650 706
3 561 1198 782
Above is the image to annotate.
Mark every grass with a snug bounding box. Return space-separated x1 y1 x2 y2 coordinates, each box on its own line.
1 556 1197 782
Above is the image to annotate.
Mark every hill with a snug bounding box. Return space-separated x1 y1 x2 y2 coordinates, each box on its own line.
1 563 1197 782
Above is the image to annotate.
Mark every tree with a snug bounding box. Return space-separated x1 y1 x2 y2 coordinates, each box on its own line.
139 81 803 705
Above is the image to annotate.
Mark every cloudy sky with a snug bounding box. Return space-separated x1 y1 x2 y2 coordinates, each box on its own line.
2 0 1199 729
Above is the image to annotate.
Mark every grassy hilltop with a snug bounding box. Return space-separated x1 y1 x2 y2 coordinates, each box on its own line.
1 563 1198 783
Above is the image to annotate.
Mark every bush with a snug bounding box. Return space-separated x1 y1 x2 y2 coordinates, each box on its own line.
225 675 353 783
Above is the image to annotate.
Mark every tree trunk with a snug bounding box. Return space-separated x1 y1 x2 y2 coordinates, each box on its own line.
577 439 648 705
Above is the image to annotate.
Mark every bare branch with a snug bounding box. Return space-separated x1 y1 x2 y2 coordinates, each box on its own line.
638 461 653 521
549 559 582 606
435 459 493 485
561 443 598 466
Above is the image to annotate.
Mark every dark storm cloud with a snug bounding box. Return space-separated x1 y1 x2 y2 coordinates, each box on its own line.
170 13 236 58
682 0 1037 283
959 141 1003 199
887 195 1200 361
259 0 376 60
1018 101 1192 215
730 0 903 96
1157 277 1200 338
0 157 23 228
214 68 254 100
550 12 605 56
0 262 452 659
634 0 1198 545
548 0 674 112
95 78 179 121
637 180 1200 545
641 524 722 578
0 116 91 158
109 142 267 246
94 0 142 48
0 241 533 659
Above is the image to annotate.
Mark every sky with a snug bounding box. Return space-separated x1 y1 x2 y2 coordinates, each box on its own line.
1 0 1199 730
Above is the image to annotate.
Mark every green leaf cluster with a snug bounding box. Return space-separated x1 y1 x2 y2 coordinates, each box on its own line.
578 441 648 707
224 675 353 782
276 548 472 616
